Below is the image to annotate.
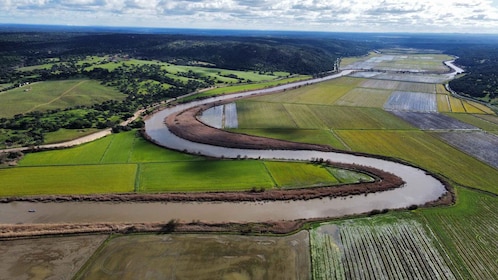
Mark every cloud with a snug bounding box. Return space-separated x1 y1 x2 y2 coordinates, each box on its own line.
1 0 498 33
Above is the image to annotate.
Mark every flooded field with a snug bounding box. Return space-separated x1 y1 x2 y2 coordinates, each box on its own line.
76 231 310 280
0 235 107 280
384 91 437 112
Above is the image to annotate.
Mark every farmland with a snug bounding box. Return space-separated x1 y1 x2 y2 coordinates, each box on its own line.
335 130 498 193
383 91 437 112
1 130 370 195
310 218 455 280
417 187 498 280
76 231 311 280
2 44 498 280
436 131 498 168
0 235 107 280
391 112 478 130
236 101 415 130
341 53 454 73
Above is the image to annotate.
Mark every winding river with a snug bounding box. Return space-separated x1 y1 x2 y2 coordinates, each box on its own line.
1 70 447 225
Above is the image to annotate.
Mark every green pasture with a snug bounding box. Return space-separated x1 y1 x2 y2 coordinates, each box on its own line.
0 164 136 196
0 79 124 118
44 128 101 144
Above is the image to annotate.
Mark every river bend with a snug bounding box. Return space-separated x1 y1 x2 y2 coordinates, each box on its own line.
0 71 446 224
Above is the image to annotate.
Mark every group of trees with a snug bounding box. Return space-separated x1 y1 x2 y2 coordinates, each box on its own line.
448 46 498 102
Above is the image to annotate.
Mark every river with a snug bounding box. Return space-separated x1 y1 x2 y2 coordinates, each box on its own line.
0 70 447 225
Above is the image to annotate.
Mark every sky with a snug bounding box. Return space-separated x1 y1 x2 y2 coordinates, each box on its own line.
2 0 498 33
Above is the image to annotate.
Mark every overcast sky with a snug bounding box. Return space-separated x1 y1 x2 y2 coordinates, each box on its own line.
2 0 498 33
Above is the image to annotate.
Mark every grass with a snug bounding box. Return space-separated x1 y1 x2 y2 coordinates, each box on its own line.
43 128 101 144
0 79 124 118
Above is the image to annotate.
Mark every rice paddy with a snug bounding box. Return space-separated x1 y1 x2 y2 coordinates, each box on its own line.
76 231 311 280
384 91 437 112
3 130 370 195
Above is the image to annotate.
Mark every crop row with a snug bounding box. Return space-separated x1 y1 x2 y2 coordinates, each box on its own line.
311 220 455 280
419 187 498 280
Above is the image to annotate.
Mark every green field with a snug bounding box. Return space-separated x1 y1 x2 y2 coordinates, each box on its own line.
0 164 136 195
43 128 101 144
335 130 498 193
236 101 415 131
0 79 124 118
1 131 369 195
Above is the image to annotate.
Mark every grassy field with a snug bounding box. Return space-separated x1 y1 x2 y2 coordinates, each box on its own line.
2 131 369 195
43 128 101 144
0 79 124 118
